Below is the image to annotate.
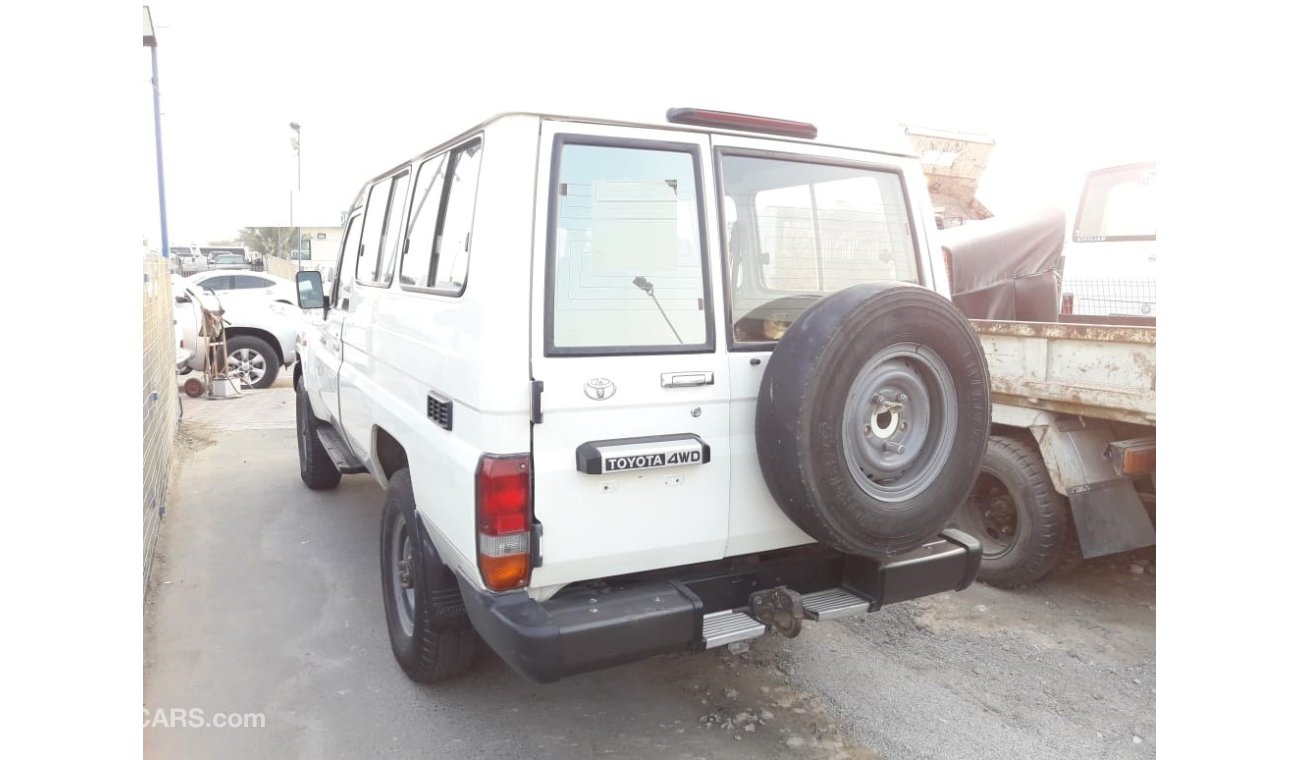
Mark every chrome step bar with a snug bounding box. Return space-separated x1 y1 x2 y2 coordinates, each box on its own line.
701 587 872 648
801 587 873 620
702 610 766 649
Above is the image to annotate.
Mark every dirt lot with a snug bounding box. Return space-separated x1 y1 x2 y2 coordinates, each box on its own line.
146 387 1154 759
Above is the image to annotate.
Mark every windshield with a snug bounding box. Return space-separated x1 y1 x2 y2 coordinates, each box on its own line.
1073 163 1156 242
719 153 918 343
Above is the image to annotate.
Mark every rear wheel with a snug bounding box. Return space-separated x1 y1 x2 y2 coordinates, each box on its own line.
955 436 1068 587
380 469 477 683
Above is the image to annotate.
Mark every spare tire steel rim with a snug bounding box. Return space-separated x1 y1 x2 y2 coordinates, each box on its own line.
841 342 958 503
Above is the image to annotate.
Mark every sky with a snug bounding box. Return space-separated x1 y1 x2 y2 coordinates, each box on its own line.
141 0 1160 248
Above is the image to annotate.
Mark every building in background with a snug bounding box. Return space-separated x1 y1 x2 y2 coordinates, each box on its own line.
902 126 995 229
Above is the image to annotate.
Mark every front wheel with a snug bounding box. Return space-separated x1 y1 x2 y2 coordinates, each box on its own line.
296 379 341 490
954 436 1069 587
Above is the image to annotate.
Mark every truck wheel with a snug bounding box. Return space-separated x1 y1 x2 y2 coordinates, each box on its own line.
295 379 341 490
226 335 279 389
756 283 991 557
380 469 477 683
955 436 1069 587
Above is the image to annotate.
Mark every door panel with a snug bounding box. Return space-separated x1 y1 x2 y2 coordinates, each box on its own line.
528 124 731 589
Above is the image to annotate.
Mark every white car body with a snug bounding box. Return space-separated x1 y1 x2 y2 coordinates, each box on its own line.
1060 162 1157 317
173 275 302 376
297 113 947 597
185 269 298 305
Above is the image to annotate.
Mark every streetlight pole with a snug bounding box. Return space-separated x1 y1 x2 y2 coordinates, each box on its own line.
144 7 169 261
290 122 301 272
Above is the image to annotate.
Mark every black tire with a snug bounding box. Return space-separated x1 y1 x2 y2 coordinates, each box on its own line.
756 283 991 557
380 469 477 683
225 334 279 389
296 379 341 490
955 436 1069 587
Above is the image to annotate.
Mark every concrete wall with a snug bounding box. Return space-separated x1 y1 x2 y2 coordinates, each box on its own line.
143 254 178 589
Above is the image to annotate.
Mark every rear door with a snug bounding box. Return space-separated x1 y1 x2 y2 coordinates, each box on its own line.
528 123 731 588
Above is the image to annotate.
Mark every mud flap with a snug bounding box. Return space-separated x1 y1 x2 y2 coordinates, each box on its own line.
1068 479 1156 558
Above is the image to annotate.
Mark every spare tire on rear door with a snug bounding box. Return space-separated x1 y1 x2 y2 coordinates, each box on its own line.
756 283 990 557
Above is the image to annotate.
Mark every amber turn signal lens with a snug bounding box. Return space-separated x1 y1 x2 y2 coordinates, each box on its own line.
479 553 529 591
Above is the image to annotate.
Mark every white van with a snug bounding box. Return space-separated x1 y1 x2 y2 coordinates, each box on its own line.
1060 161 1157 318
292 109 992 684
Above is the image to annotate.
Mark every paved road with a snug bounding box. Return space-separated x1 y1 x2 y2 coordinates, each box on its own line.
146 387 1155 759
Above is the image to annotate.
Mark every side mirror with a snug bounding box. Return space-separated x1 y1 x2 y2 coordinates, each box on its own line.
296 271 328 310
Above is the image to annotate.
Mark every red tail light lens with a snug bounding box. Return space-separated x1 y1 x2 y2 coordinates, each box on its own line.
1061 292 1075 315
476 454 532 591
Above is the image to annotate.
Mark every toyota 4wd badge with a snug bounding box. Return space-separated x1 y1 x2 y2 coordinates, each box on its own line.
583 378 616 401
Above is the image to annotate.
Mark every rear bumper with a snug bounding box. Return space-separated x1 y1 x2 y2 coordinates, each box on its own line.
458 529 981 683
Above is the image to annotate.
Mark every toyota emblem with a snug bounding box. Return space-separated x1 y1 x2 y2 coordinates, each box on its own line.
584 378 616 401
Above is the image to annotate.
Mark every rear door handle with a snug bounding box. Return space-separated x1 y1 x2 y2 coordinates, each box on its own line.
661 371 714 388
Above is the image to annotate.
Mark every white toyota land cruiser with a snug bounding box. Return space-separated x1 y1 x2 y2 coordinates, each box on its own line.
293 108 991 684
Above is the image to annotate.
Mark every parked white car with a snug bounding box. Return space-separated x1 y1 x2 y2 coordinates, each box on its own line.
185 269 298 305
1060 161 1157 318
173 275 302 389
293 108 992 685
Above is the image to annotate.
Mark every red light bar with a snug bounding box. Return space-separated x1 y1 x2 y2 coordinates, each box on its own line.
666 108 818 139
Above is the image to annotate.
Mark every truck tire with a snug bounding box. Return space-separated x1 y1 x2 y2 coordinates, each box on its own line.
380 469 477 683
295 379 341 490
756 283 991 557
225 335 279 389
955 436 1069 587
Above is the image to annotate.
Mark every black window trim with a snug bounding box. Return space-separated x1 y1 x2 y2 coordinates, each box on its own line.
544 133 716 358
355 167 412 289
331 209 362 308
712 146 924 352
396 135 484 298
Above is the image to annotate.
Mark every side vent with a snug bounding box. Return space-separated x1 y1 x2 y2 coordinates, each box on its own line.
427 391 453 431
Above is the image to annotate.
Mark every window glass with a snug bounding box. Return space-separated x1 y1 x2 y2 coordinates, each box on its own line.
720 154 916 343
400 153 449 287
550 142 708 351
431 142 482 293
197 275 231 291
356 177 394 282
1074 164 1156 241
232 275 273 289
374 172 410 284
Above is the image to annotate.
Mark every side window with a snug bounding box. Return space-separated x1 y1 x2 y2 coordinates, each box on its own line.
198 275 231 291
231 275 273 289
374 171 410 285
355 177 393 283
430 142 482 293
548 141 709 353
401 153 447 288
334 212 362 309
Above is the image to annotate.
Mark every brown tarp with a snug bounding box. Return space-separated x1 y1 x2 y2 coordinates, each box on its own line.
937 206 1065 322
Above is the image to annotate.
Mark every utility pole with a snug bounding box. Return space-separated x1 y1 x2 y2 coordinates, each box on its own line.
290 122 301 272
144 7 169 260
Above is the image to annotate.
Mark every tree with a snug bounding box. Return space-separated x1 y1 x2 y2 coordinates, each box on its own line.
237 227 299 259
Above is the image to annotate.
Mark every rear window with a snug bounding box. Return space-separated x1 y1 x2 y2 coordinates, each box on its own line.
1073 163 1156 242
719 153 917 344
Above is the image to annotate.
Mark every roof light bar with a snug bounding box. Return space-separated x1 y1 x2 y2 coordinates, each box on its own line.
666 108 818 139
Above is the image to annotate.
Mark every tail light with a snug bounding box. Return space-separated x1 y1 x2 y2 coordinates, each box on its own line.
1061 292 1075 315
941 247 955 293
666 108 818 139
1105 438 1156 476
476 454 532 591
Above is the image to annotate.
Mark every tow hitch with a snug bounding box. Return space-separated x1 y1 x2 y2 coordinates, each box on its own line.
749 586 807 638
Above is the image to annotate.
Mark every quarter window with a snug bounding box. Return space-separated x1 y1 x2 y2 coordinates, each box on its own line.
334 213 361 309
549 141 709 353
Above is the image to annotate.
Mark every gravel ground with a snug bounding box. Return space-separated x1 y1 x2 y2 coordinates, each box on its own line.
147 390 1154 759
